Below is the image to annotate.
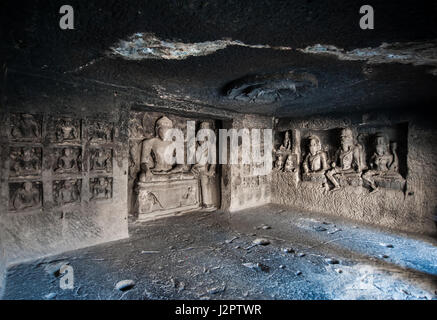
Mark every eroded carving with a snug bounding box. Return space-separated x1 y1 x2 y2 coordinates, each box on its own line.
90 177 113 200
128 141 138 179
53 179 81 205
137 178 199 216
302 135 328 182
54 147 82 173
362 133 404 193
10 114 41 141
326 128 366 191
284 154 298 172
10 147 42 177
90 148 112 173
191 122 220 210
53 118 81 142
10 181 42 211
274 153 286 171
225 71 318 103
274 130 298 173
280 131 292 151
138 116 186 181
139 191 164 213
88 121 113 143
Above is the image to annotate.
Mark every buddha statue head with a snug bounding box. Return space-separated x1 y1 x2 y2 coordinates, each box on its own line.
308 135 322 156
375 133 389 156
340 128 354 152
155 116 173 140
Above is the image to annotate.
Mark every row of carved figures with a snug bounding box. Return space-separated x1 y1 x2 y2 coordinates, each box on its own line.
274 128 404 193
9 177 113 211
9 113 114 143
10 146 112 176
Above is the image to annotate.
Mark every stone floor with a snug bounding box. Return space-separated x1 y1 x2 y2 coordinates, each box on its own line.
3 204 437 300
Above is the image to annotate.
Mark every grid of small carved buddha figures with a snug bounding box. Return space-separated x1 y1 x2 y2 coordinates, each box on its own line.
8 113 114 212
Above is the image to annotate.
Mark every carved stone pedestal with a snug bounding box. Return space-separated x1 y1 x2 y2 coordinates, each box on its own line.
371 175 406 191
336 173 363 187
136 174 201 221
302 172 327 184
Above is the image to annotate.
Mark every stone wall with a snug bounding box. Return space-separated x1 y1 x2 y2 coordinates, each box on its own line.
272 110 437 236
223 115 273 212
0 73 130 271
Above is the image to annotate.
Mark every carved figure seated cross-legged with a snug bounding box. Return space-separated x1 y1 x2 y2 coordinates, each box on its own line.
362 133 402 193
139 116 184 182
12 181 40 210
326 128 365 191
284 154 295 172
56 148 79 172
302 135 328 182
280 130 291 151
274 153 286 171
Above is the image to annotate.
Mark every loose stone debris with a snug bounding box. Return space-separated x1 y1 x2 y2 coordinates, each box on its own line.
325 258 340 265
314 226 327 232
242 262 270 272
253 238 271 246
380 243 394 248
44 292 57 300
115 280 136 291
225 236 239 244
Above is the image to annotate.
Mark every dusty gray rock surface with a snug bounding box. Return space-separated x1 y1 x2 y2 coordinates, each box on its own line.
3 205 437 300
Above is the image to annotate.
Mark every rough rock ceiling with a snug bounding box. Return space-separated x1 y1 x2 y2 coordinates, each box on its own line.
1 0 437 117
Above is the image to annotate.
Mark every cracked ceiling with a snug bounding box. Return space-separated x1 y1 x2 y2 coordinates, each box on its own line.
1 0 437 118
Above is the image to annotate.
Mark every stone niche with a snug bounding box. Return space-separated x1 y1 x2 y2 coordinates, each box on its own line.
273 123 407 192
272 112 437 235
128 110 220 221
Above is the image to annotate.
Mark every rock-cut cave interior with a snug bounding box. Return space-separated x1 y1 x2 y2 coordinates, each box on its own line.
1 0 437 301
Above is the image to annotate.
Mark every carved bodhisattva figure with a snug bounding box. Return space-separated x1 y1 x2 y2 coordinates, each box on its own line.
91 177 112 200
362 133 401 193
191 122 219 210
139 116 182 181
55 180 80 205
11 114 41 140
55 148 81 173
326 128 365 191
90 149 112 173
280 131 292 151
274 153 286 171
12 181 41 210
302 135 328 176
55 118 79 142
88 121 113 142
10 148 41 177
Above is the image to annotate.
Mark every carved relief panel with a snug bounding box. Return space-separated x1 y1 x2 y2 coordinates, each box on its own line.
10 113 42 142
10 147 42 177
90 177 113 200
9 181 42 211
87 120 114 143
5 113 120 214
277 123 408 193
48 117 81 143
53 147 82 173
89 148 113 173
274 130 298 173
53 179 82 205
